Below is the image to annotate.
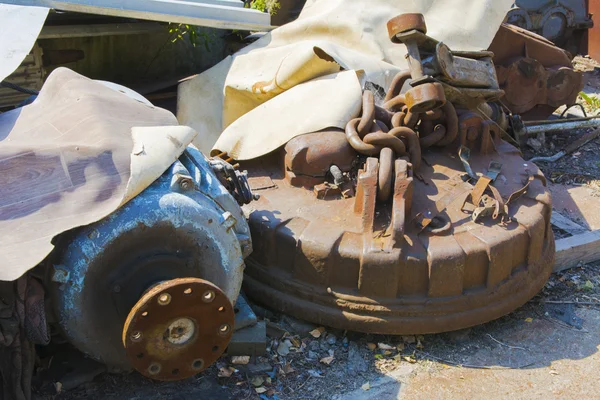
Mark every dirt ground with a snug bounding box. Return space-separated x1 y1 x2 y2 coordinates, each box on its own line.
33 59 600 400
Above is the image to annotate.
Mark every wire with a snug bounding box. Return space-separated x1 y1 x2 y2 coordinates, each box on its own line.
0 81 39 96
560 103 587 119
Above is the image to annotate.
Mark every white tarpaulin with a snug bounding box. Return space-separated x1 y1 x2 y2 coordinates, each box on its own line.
0 4 48 83
177 0 513 160
0 68 196 281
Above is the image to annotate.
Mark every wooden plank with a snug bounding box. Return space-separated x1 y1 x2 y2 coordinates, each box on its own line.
551 212 588 235
554 229 600 272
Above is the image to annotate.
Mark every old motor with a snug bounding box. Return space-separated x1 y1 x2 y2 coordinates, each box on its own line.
13 69 257 381
50 149 254 381
240 14 555 334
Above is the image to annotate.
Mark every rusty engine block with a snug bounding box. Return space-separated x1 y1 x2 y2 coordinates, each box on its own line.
240 14 555 334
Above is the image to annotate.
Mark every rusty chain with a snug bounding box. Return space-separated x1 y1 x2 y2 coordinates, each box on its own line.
345 69 505 204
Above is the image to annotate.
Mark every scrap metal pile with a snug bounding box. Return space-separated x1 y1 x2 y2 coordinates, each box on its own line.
240 14 555 334
1 4 593 396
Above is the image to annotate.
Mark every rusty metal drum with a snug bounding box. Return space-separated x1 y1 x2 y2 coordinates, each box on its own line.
240 128 554 334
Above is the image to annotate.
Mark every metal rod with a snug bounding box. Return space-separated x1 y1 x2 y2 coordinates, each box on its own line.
3 0 273 32
529 127 600 163
524 116 599 126
523 118 600 136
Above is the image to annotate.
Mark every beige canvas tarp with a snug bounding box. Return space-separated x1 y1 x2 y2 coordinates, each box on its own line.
178 0 513 160
0 4 48 83
0 68 196 281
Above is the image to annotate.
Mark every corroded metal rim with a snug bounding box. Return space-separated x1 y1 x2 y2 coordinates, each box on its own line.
122 278 234 381
243 235 554 335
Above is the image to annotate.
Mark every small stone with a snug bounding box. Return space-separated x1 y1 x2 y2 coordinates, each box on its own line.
326 334 337 345
307 340 320 352
346 342 368 376
307 351 318 360
309 327 326 338
250 376 264 387
245 362 272 375
527 137 544 152
231 356 250 365
277 340 292 356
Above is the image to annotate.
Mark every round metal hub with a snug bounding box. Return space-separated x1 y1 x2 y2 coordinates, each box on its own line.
122 278 234 381
387 13 427 41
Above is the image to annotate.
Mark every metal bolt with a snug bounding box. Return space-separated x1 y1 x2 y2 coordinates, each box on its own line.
148 362 161 375
171 173 194 192
180 179 191 190
220 211 237 231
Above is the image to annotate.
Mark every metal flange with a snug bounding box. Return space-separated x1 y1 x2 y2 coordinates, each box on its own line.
122 278 235 381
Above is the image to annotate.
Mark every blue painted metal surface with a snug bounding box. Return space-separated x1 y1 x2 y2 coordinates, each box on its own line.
50 147 251 370
509 0 592 45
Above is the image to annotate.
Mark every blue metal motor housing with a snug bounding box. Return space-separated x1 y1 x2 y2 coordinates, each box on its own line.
50 146 251 370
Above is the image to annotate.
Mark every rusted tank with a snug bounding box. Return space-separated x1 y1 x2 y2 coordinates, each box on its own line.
489 23 584 120
240 14 555 335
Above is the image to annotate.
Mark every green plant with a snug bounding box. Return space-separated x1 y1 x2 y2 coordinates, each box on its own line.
579 91 600 111
246 0 280 15
168 24 215 51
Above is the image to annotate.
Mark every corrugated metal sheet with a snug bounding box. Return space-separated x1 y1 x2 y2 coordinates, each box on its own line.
0 43 44 108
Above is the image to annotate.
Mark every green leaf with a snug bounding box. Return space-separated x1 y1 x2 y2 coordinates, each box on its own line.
580 91 593 105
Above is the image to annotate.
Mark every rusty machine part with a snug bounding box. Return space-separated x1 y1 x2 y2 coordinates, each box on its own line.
489 23 584 120
240 13 555 335
386 13 504 111
123 278 235 381
51 147 252 375
506 0 592 54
